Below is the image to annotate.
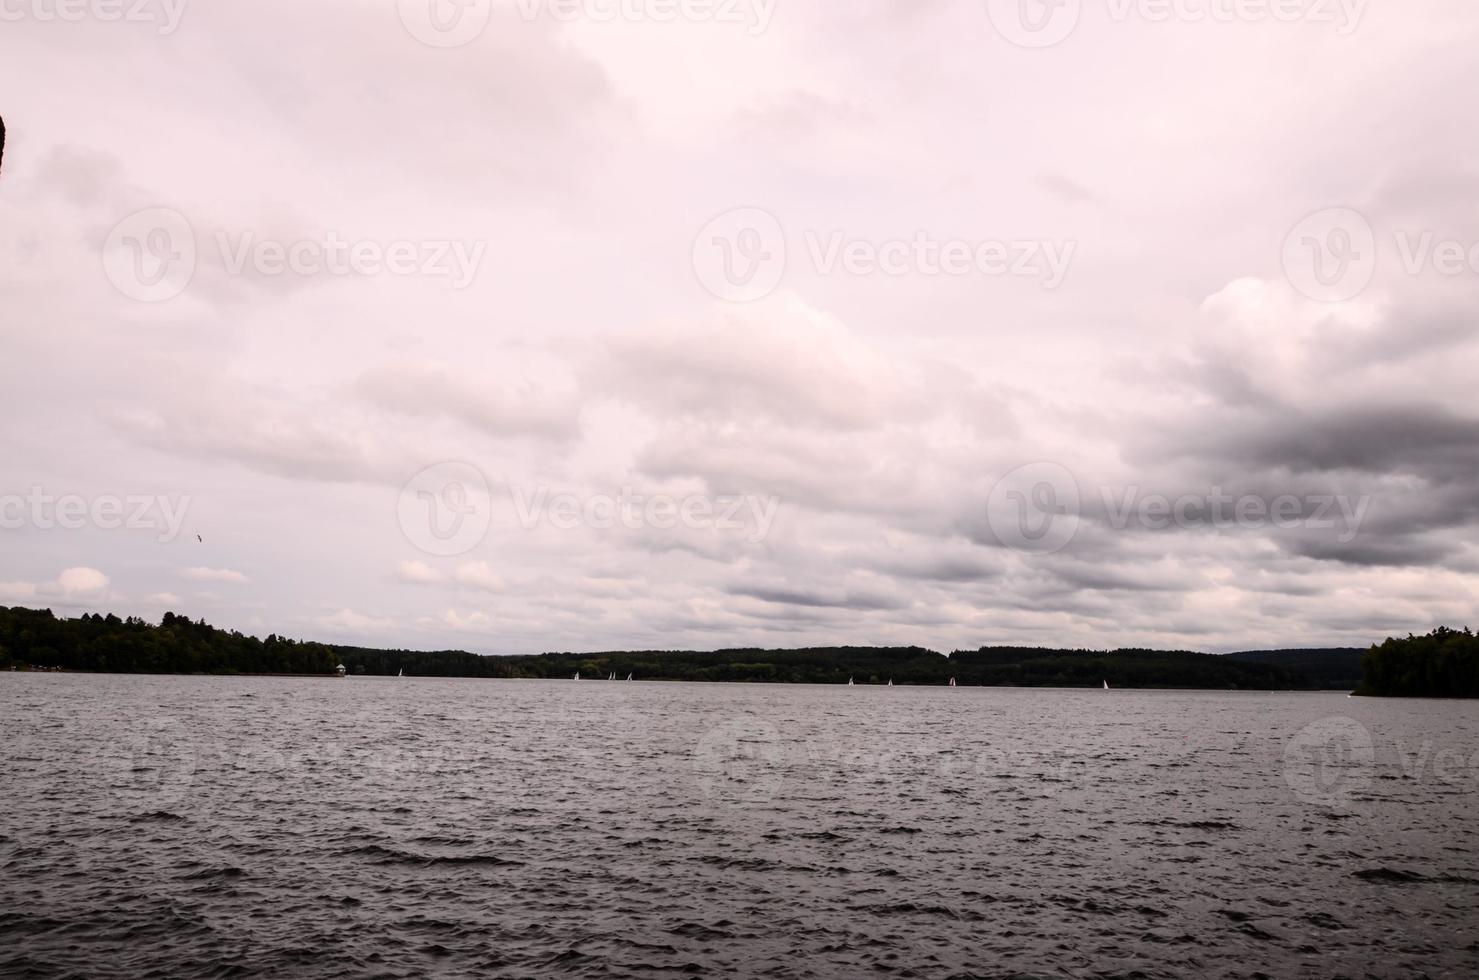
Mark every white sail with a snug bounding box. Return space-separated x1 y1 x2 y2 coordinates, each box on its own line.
948 677 956 687
626 673 633 681
574 671 580 681
1103 680 1110 690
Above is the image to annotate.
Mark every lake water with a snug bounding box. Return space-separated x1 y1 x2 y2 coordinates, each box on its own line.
2 673 1477 978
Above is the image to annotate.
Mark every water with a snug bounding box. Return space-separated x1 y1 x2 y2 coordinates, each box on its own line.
2 674 1477 979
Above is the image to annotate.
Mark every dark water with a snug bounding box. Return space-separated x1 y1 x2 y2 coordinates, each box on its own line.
2 674 1477 979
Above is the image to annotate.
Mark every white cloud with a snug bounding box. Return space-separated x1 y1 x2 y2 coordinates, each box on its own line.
437 609 492 631
0 581 39 602
319 608 393 632
453 562 506 593
57 567 109 596
0 568 111 605
397 560 446 584
184 567 251 584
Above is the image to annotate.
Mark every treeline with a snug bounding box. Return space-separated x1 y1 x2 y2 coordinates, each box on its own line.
526 646 953 686
331 643 951 683
0 606 338 676
1225 648 1366 690
1356 627 1479 698
287 643 1355 689
949 646 1305 690
1 605 1349 689
9 605 1469 695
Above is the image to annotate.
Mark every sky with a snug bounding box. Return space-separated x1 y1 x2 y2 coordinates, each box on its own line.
2 0 1477 655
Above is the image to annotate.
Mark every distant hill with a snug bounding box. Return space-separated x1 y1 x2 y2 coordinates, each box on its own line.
1225 648 1366 690
1 605 1360 690
515 645 1299 689
947 646 1301 690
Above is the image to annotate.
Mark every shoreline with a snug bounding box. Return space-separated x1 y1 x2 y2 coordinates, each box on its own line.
2 669 1358 693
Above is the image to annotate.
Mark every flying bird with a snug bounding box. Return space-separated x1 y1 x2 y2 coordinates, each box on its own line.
197 534 203 543
0 115 6 176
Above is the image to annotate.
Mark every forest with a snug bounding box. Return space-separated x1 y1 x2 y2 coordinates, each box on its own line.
0 606 340 676
1355 627 1479 698
1 604 1372 690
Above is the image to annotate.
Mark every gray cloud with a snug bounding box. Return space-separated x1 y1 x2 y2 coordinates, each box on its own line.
2 2 1477 655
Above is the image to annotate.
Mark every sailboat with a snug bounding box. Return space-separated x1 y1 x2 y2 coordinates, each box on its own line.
948 677 957 687
398 668 404 678
608 672 616 681
887 678 893 687
573 671 580 681
626 673 633 681
847 677 854 686
1103 680 1110 690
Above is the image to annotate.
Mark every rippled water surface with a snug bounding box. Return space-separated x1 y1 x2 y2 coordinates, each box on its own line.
3 674 1478 979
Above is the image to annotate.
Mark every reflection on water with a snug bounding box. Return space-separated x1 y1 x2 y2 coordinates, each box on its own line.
3 673 1477 978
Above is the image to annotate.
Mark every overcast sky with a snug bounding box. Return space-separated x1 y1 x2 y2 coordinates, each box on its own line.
2 0 1477 654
